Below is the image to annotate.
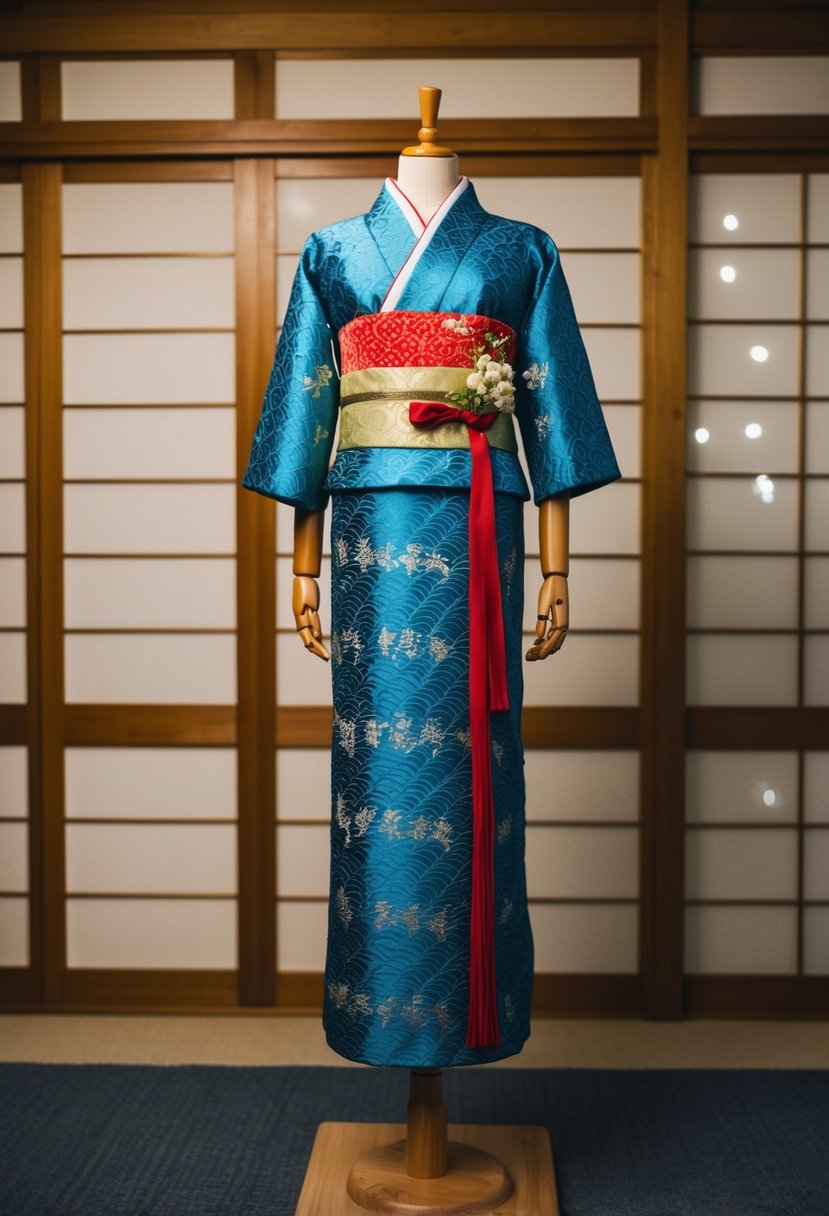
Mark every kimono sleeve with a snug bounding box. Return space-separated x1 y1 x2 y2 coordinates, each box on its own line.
241 234 338 511
514 234 622 505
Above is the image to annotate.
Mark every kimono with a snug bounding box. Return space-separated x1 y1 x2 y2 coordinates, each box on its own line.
242 176 622 1068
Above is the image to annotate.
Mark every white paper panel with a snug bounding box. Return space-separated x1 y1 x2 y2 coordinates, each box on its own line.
523 634 639 707
805 479 829 551
67 897 236 968
687 476 799 552
804 753 829 823
65 634 236 704
525 750 639 823
0 483 25 551
601 404 640 479
689 174 800 245
804 636 829 706
276 556 331 630
686 556 799 629
0 822 27 890
64 407 236 479
523 557 639 630
0 747 27 817
688 324 799 397
0 257 23 328
66 747 237 820
64 484 235 554
275 255 299 326
687 635 798 706
583 328 640 401
806 404 829 474
476 177 641 249
66 823 236 893
277 633 333 705
64 258 235 330
62 59 235 121
805 558 829 628
806 249 829 319
689 249 799 321
808 175 829 243
0 557 25 627
276 899 327 971
277 749 331 821
685 751 798 825
806 323 829 396
276 179 380 250
523 483 640 557
0 332 24 402
687 402 799 474
803 829 829 900
64 333 235 405
0 62 21 122
0 634 26 702
686 827 797 900
276 824 329 896
530 902 638 973
556 253 640 324
63 182 235 254
803 907 829 976
65 558 236 628
0 407 25 478
0 898 28 966
277 58 639 119
0 183 23 252
525 825 638 898
685 905 797 974
696 56 829 116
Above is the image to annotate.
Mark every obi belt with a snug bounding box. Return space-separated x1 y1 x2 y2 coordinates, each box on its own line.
337 310 518 1048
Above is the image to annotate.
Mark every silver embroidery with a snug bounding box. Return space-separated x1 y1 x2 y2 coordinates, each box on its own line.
354 805 377 837
428 906 449 942
335 884 353 929
376 810 454 852
303 363 334 398
394 628 422 661
379 809 405 840
335 792 351 845
500 897 513 924
364 718 388 748
354 537 396 572
533 414 552 439
522 361 548 391
377 627 396 656
334 538 349 566
375 993 450 1037
418 719 445 756
335 794 377 846
398 543 450 579
334 713 356 758
389 714 417 752
492 739 504 766
456 727 471 749
327 980 372 1019
312 423 329 445
429 637 451 663
497 816 512 843
502 548 517 600
332 627 363 664
504 993 516 1023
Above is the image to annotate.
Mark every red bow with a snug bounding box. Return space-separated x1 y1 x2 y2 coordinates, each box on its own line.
409 400 509 1048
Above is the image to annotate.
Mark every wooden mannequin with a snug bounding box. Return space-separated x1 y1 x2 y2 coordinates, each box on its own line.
293 87 560 1216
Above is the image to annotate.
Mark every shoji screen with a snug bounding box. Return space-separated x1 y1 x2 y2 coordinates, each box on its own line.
61 169 240 976
685 170 829 979
272 166 643 994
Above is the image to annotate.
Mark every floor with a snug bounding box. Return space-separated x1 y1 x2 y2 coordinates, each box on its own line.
2 1013 827 1068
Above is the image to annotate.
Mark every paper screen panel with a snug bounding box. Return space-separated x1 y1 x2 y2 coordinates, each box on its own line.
523 558 639 631
687 556 799 629
65 558 236 628
0 822 28 890
685 906 797 974
689 248 799 321
276 900 327 971
688 174 800 244
685 751 798 824
0 333 24 402
687 402 799 474
686 828 797 901
0 900 28 966
686 635 798 706
0 62 21 122
276 179 381 250
804 480 829 550
62 60 235 121
64 258 235 330
65 634 237 703
686 477 799 551
64 407 236 479
277 750 331 821
0 747 27 816
67 898 236 968
0 635 26 701
803 637 829 706
525 825 638 899
808 175 829 242
475 177 641 248
601 404 640 479
276 824 329 897
65 823 236 893
803 908 829 975
695 56 829 116
804 753 829 822
64 484 236 553
522 635 639 707
277 634 333 705
530 903 638 973
0 406 25 478
582 328 640 400
0 558 25 628
0 183 22 251
559 253 640 324
804 558 829 628
63 182 234 255
64 333 235 404
276 58 639 119
688 324 799 397
803 830 829 900
0 484 26 551
806 324 829 395
805 249 829 319
66 747 237 820
275 256 300 327
0 257 23 328
524 751 639 823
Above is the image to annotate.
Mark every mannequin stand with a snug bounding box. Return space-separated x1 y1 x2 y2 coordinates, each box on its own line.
294 1067 559 1215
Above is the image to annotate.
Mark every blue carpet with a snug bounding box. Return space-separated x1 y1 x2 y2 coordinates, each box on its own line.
0 1064 827 1216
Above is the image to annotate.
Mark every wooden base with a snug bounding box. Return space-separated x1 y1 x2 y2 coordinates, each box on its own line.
294 1122 559 1215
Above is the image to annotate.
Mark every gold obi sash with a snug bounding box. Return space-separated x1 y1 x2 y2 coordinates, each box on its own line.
337 366 518 455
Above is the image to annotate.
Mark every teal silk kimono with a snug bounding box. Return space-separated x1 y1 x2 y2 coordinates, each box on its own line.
242 176 622 1067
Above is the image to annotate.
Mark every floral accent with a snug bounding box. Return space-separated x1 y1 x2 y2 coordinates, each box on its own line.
447 331 516 415
312 424 329 446
522 361 548 391
442 314 475 336
303 363 333 398
533 415 552 440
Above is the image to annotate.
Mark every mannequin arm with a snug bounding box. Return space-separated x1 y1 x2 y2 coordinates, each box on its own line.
525 494 570 662
292 507 330 661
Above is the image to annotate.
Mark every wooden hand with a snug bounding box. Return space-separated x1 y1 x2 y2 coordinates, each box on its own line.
525 573 568 662
292 574 330 661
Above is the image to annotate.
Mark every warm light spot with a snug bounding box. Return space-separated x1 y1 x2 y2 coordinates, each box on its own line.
753 473 775 504
720 265 736 283
745 423 763 439
694 427 710 444
723 213 739 231
750 345 769 363
762 787 778 808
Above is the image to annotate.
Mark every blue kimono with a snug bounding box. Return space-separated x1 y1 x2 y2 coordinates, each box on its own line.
242 176 621 1067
